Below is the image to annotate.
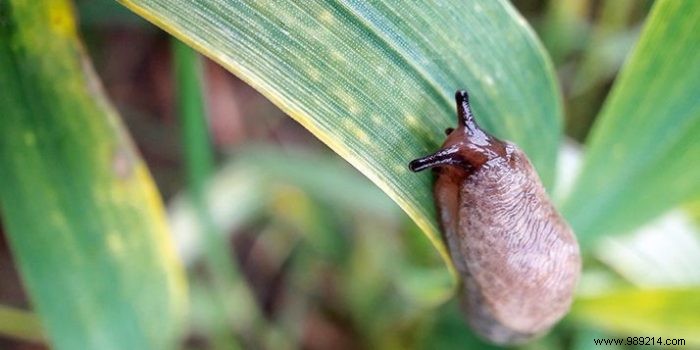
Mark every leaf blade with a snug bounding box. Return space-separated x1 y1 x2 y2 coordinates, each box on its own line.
119 0 563 278
562 0 700 245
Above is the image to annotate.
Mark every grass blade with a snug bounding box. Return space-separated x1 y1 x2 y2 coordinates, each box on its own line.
118 0 563 277
562 0 700 245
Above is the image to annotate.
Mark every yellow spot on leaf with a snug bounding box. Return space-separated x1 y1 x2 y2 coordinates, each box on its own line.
405 114 420 127
330 51 346 63
341 119 369 143
352 128 370 143
319 10 334 25
334 89 361 115
24 132 36 146
47 1 76 38
107 232 125 256
307 66 321 81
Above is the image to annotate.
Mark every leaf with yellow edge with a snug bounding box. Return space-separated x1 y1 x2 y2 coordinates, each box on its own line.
0 1 187 349
117 0 563 284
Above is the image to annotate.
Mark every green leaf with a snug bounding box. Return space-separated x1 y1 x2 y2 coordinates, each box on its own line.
562 0 700 245
0 1 187 349
118 0 563 278
571 288 700 345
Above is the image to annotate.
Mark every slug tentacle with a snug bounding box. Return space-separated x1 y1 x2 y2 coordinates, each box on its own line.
408 89 581 346
410 90 507 173
455 90 479 134
408 145 464 172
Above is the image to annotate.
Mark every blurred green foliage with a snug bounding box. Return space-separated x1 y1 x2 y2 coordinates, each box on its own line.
0 0 186 349
0 0 699 349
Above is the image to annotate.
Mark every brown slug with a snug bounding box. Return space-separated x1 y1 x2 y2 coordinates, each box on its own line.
409 90 580 345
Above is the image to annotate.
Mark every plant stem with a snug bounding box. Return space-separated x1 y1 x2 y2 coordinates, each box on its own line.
172 37 263 348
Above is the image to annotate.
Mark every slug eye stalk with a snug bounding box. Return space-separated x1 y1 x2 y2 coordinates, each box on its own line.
455 90 477 132
409 90 506 173
408 145 461 172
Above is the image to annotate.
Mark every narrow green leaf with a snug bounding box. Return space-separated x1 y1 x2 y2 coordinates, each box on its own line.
172 38 243 349
172 39 266 347
572 288 700 345
172 38 215 191
0 1 186 349
118 0 563 278
562 0 700 245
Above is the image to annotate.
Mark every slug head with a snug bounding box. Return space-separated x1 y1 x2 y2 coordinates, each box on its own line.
409 90 508 173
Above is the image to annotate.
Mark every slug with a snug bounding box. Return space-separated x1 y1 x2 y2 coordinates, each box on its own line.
409 90 580 345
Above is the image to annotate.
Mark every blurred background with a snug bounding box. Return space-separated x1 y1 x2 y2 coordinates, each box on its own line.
4 0 698 349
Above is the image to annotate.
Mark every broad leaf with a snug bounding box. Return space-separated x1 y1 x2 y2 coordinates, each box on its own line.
118 0 563 277
562 0 700 245
0 1 186 349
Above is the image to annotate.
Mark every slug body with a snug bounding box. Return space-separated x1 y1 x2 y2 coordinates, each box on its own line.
409 91 580 345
